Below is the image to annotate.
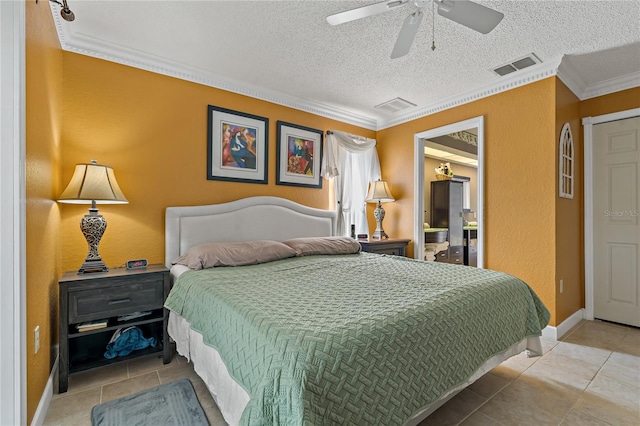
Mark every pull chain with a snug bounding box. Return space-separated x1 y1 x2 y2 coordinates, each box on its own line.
431 1 436 51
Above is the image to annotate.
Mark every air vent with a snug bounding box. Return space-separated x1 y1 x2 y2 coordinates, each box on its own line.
492 53 542 77
374 97 417 113
494 64 517 76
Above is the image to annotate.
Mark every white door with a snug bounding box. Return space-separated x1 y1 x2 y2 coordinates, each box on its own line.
593 116 640 327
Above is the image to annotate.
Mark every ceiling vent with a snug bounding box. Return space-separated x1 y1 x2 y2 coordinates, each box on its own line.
374 97 417 113
492 53 542 76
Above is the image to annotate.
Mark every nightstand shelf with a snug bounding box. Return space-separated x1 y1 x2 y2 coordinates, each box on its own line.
68 324 164 374
58 264 171 393
66 309 164 338
358 238 410 256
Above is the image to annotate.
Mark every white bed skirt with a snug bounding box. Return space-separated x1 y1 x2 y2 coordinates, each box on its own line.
168 311 541 426
169 312 250 425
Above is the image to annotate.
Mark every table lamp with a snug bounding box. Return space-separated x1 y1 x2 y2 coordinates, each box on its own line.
58 160 128 273
366 179 395 239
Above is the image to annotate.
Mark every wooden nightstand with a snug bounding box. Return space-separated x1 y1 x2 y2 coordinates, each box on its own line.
358 238 411 256
58 264 171 393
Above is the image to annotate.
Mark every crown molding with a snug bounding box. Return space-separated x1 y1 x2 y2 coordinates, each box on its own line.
377 56 564 130
49 3 639 132
556 56 587 99
580 71 640 100
49 4 378 131
557 55 640 101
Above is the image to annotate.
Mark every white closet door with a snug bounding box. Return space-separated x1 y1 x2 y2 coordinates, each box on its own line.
593 116 640 326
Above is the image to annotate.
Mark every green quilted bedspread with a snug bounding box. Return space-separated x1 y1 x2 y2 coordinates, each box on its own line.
165 253 549 425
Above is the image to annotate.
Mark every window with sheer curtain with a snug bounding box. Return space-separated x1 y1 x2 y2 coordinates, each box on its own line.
321 131 381 236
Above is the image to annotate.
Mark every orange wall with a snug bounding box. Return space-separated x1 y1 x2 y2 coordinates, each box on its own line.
59 53 375 273
580 87 640 118
25 0 63 423
555 79 583 324
377 79 558 325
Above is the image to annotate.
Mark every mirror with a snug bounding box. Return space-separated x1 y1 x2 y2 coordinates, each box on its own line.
413 116 484 268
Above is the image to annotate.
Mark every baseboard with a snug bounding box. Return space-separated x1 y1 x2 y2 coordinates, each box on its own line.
31 355 58 426
542 308 584 341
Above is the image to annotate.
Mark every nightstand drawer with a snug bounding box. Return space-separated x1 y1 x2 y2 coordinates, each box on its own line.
374 247 403 256
69 279 164 323
358 238 410 257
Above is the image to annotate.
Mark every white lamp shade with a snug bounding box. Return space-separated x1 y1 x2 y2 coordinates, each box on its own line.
366 180 395 203
58 161 128 204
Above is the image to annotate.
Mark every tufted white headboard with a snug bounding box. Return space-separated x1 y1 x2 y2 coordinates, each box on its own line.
165 196 337 267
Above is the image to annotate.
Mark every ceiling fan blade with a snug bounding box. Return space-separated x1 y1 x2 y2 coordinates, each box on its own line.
391 10 424 59
327 0 410 26
437 0 504 34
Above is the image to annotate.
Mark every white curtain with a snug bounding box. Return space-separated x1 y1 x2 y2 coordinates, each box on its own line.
321 131 381 236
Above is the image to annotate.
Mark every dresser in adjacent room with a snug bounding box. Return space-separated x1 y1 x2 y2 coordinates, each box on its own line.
430 180 464 265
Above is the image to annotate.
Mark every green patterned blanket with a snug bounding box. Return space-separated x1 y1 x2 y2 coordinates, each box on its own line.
165 253 549 425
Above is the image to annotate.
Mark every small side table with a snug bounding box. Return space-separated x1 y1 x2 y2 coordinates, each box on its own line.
358 238 411 256
58 264 171 393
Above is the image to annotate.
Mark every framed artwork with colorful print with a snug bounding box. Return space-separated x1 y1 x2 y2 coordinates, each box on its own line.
276 121 323 188
207 105 268 184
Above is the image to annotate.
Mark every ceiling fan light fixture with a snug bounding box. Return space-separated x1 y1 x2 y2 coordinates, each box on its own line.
327 0 504 58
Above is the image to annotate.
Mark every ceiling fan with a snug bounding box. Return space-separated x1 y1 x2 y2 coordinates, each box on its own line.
327 0 504 59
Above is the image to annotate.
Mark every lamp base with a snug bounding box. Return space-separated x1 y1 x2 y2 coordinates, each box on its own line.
371 202 389 240
78 207 109 274
78 259 108 274
370 229 389 240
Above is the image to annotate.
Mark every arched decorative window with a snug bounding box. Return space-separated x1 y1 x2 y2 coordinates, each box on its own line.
559 123 574 199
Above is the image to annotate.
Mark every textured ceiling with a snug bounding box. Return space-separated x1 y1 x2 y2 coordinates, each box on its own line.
51 0 640 129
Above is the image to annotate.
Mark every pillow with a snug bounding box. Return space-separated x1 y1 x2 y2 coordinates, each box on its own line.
172 240 297 270
282 236 362 256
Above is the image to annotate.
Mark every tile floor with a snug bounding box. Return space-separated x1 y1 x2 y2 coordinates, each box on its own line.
44 320 640 426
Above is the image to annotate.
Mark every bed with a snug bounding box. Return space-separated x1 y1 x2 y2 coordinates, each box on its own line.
164 196 549 425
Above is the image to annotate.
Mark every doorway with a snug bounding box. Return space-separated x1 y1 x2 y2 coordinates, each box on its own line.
584 110 640 327
413 116 484 266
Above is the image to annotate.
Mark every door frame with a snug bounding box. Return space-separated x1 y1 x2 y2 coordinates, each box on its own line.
582 107 640 321
413 116 484 266
0 0 27 424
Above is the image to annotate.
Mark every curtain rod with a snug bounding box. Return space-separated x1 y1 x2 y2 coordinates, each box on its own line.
326 130 372 142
